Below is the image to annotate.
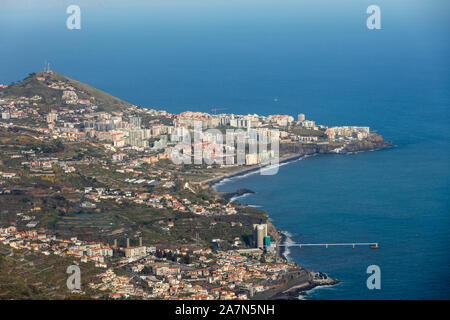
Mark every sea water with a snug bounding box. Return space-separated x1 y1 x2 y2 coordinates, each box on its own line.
1 0 449 299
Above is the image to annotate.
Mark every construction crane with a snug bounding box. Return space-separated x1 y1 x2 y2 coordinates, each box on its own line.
211 107 227 115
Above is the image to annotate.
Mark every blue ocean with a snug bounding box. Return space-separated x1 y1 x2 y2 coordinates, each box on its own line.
1 0 449 299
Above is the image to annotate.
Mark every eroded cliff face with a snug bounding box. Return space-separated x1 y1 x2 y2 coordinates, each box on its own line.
279 141 332 155
279 134 392 155
267 220 281 244
342 134 392 153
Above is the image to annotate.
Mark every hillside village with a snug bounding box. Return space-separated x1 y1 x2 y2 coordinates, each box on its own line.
0 71 388 299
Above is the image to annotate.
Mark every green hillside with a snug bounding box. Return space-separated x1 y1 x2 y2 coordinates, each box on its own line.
0 72 132 113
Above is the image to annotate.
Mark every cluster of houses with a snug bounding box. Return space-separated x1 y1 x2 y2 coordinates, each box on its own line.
0 225 113 268
91 245 293 300
81 185 238 217
325 126 371 141
1 73 375 172
129 248 292 300
0 96 42 121
146 193 237 216
0 221 297 300
90 269 144 299
0 74 359 299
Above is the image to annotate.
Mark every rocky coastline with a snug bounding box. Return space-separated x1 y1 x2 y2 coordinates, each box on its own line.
219 188 255 202
211 134 390 299
207 134 392 188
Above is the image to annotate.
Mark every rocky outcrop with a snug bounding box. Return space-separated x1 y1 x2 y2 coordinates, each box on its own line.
220 188 255 201
279 134 392 155
267 220 281 244
342 134 393 153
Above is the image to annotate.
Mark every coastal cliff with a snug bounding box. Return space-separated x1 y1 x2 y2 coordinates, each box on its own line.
251 269 339 300
212 134 391 299
342 134 392 153
205 134 392 188
279 134 392 155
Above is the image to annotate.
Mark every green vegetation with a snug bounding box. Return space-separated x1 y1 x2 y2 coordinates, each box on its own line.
0 244 101 299
60 74 131 112
0 72 131 113
290 127 326 137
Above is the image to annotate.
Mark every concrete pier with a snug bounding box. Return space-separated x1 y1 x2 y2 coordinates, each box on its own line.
278 242 379 249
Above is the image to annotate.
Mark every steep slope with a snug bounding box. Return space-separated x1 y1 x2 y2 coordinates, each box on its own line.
0 71 132 113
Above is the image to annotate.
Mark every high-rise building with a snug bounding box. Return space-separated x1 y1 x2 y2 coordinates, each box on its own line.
297 113 305 122
130 116 141 128
126 129 151 148
253 224 268 249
